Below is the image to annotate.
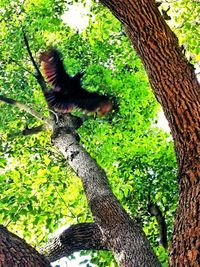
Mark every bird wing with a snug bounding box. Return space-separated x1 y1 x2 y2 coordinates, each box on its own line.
40 49 71 92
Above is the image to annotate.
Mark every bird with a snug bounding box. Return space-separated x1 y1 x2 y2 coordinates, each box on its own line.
40 49 114 116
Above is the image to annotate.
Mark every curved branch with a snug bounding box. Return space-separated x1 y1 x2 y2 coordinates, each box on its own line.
0 95 53 129
98 1 199 266
148 203 168 249
41 223 107 262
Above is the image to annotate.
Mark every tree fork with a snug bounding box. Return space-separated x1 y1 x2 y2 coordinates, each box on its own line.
99 0 200 266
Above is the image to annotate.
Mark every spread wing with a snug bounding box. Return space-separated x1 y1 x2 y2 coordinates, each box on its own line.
40 49 71 92
40 49 114 115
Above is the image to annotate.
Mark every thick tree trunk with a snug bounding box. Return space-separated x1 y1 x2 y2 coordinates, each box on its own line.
51 118 161 267
0 225 50 267
99 0 200 266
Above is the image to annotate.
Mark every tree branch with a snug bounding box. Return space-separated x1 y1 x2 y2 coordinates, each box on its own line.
51 115 160 266
0 95 53 129
22 124 48 135
41 223 107 262
6 57 36 77
0 225 50 267
148 203 168 249
8 125 49 138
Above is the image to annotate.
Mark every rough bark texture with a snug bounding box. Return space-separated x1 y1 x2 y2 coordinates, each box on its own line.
41 223 107 262
52 123 161 266
0 225 50 267
99 0 200 266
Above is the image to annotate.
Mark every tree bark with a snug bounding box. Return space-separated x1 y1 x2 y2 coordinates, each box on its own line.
51 124 161 266
0 225 50 267
0 114 160 267
99 0 200 266
41 223 107 262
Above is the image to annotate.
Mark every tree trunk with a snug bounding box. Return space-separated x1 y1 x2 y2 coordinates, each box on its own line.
50 115 161 267
0 225 50 267
99 0 200 266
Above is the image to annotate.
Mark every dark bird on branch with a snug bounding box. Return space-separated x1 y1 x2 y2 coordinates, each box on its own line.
40 49 114 115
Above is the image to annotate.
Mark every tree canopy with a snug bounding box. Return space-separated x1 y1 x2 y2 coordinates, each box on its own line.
0 0 199 266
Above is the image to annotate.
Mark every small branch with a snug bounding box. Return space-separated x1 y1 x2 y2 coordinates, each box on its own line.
53 185 78 220
22 27 48 94
13 59 36 77
161 6 171 21
22 124 48 135
148 203 168 249
4 57 36 77
0 95 53 129
7 126 46 139
41 223 107 262
164 0 180 3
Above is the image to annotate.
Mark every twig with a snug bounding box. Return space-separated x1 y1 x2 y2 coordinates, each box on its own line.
0 95 53 129
53 185 78 221
12 58 36 77
165 0 180 3
22 124 48 135
2 57 35 77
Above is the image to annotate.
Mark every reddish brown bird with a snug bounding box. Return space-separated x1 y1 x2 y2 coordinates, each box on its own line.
40 49 114 115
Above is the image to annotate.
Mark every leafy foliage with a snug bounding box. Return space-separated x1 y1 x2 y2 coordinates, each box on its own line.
1 0 198 265
159 0 200 62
